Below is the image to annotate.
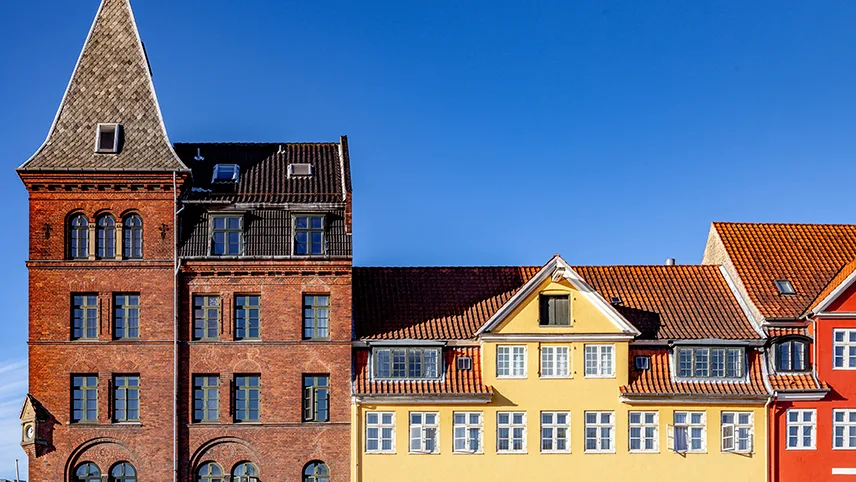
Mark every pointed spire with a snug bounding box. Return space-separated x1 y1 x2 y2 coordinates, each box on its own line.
19 0 187 171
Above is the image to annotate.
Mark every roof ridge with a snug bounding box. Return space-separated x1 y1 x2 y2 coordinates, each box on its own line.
353 265 540 269
174 141 341 146
714 221 856 228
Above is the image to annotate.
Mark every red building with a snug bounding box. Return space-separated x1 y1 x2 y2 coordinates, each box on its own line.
705 222 856 481
17 0 351 480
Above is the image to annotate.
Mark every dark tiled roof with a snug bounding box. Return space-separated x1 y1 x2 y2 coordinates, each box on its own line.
20 0 186 172
622 349 769 397
353 267 540 340
353 347 491 397
575 265 761 340
175 142 350 204
711 223 856 320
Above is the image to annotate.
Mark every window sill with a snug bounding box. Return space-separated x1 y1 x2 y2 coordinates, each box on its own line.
785 447 816 451
408 451 440 455
540 375 572 379
452 451 483 455
583 450 616 454
497 451 528 455
629 450 659 454
583 375 616 379
540 450 571 454
364 451 396 455
496 376 528 380
110 422 142 427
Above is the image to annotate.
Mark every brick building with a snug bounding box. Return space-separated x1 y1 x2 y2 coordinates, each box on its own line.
17 0 351 480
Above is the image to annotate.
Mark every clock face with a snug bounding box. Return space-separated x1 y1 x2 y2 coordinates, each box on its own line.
25 425 34 440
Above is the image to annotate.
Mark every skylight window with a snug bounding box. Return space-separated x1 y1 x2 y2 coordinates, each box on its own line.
95 123 121 153
287 163 313 178
775 280 796 296
212 164 239 183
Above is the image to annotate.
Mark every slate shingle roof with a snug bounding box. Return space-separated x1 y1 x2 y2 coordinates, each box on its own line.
353 347 491 397
711 223 856 320
19 0 186 172
622 349 769 397
174 142 350 204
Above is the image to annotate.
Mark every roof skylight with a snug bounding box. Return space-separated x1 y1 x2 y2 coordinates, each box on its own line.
212 164 239 183
775 279 796 296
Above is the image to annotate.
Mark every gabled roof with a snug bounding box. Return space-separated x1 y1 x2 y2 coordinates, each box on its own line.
805 258 856 316
19 0 186 172
174 140 351 204
705 222 856 320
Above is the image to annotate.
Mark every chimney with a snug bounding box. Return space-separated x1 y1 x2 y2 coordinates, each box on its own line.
665 258 676 266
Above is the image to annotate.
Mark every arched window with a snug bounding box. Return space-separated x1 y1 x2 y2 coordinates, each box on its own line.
69 214 89 259
96 214 116 259
232 462 259 482
123 214 143 259
74 462 101 482
776 338 810 372
109 462 137 482
303 461 329 482
197 462 223 482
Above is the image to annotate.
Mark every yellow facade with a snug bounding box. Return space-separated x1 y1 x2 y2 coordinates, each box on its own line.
353 276 768 482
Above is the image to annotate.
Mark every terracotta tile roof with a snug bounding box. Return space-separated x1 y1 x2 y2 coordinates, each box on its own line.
711 223 856 320
765 327 808 338
768 373 828 392
353 347 491 397
576 265 761 340
20 0 186 172
353 267 540 340
805 258 856 316
621 349 769 398
175 141 351 204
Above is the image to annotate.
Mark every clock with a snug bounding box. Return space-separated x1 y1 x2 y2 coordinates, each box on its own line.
24 424 34 442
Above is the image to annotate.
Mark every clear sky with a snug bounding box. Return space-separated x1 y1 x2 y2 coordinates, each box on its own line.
3 0 856 477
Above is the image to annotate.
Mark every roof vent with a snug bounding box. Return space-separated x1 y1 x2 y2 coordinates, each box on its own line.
665 258 676 266
288 163 313 178
456 356 473 371
610 296 623 306
635 356 650 370
212 164 239 183
775 279 796 296
193 147 205 162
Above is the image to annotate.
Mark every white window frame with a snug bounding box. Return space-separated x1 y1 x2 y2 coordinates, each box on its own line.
671 411 706 453
365 412 396 454
540 346 570 378
211 163 240 183
497 345 527 378
540 411 570 453
628 411 659 453
409 412 439 454
584 345 615 378
833 409 856 450
496 412 527 454
721 412 753 454
833 329 856 369
94 123 121 153
453 412 483 454
584 411 615 453
786 409 816 450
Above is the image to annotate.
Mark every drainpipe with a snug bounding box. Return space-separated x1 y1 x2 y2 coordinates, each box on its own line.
766 393 774 482
172 171 179 482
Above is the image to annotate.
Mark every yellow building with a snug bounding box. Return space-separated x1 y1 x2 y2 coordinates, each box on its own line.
351 256 771 481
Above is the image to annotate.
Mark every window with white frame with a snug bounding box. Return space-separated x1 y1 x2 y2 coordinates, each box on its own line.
629 411 658 452
497 346 526 378
833 410 856 449
365 412 395 453
721 412 753 453
672 412 705 453
786 409 815 449
677 347 743 378
584 345 614 377
453 412 483 453
540 412 570 453
541 346 570 378
834 330 856 369
584 411 614 453
409 412 439 454
497 412 526 453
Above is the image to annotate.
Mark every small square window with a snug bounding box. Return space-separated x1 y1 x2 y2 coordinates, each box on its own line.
212 164 240 183
456 356 473 371
95 123 121 153
539 295 570 326
635 356 650 370
775 280 796 295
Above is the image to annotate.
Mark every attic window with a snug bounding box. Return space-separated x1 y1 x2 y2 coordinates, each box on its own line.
635 356 650 370
212 164 240 183
95 123 120 153
457 356 473 371
775 280 796 296
287 163 313 178
610 296 623 306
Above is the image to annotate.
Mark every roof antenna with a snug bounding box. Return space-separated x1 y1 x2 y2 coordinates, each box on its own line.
193 147 204 162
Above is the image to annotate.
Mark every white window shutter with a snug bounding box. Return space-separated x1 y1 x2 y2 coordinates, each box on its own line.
667 424 675 451
722 423 735 452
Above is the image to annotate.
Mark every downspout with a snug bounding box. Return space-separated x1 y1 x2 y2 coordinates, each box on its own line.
172 171 179 482
766 393 774 482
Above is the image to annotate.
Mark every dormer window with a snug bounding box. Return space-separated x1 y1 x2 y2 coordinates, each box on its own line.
456 356 473 371
373 347 441 380
775 279 796 296
635 356 650 370
677 347 744 379
539 295 570 326
212 164 240 183
95 123 120 153
294 215 325 256
775 338 808 372
210 214 243 255
287 163 313 178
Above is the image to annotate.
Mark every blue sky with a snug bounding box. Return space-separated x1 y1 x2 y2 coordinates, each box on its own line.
3 0 856 477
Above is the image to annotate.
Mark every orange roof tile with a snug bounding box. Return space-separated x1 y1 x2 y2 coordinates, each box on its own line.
712 223 856 320
765 327 808 338
805 258 856 316
768 373 827 392
353 347 491 397
621 349 769 398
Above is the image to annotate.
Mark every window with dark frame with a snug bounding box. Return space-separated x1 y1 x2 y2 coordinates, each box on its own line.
114 294 140 340
677 347 743 379
193 375 220 423
211 215 242 256
72 294 98 340
75 462 102 482
539 295 570 326
303 462 330 482
95 214 116 259
109 462 137 482
112 375 140 422
71 375 98 423
122 214 143 259
69 213 89 259
235 295 260 340
776 339 808 372
303 375 330 422
234 375 260 422
294 215 325 255
197 463 223 482
231 462 258 482
303 295 330 339
193 295 220 341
